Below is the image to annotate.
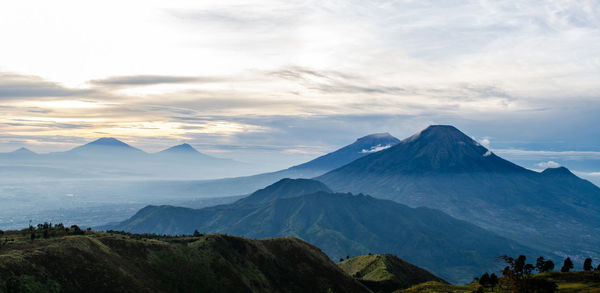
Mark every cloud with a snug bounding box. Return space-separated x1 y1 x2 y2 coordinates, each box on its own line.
0 0 599 168
494 149 600 160
361 144 393 153
270 66 407 95
537 160 561 169
90 75 225 87
0 73 90 99
479 138 491 148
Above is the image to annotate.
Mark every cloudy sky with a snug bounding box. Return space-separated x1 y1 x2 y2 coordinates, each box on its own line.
1 0 599 179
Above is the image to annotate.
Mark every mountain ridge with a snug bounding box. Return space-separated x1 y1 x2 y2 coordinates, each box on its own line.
317 125 600 261
339 254 446 292
101 178 548 283
0 230 370 292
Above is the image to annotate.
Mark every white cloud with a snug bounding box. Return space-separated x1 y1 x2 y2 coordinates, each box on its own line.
495 149 600 160
480 138 491 148
537 160 561 169
361 144 392 153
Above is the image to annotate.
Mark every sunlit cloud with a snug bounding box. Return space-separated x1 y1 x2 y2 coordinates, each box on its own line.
22 100 104 109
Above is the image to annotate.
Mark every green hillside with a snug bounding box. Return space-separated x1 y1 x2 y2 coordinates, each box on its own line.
398 271 600 293
339 254 445 292
104 181 546 283
0 227 369 293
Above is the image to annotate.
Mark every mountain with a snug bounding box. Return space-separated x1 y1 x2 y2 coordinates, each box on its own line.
155 143 234 163
65 137 145 156
159 143 199 154
317 125 600 260
235 178 332 205
102 179 545 283
338 254 446 293
0 147 37 160
10 147 37 156
286 132 400 175
0 229 369 293
175 133 401 198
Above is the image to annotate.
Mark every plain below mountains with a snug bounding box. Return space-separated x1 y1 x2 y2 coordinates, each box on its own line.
102 178 546 283
316 125 600 261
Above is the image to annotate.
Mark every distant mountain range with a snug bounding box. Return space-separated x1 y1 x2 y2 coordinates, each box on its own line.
102 178 546 283
317 125 600 261
0 133 403 230
0 137 248 180
0 133 400 183
160 133 401 197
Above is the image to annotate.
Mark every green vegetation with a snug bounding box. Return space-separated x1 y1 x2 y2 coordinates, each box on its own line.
397 281 479 293
338 254 445 293
105 179 544 283
0 227 369 293
397 272 600 293
561 258 574 273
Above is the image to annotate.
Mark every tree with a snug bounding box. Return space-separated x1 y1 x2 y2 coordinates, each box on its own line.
0 230 3 236
479 272 498 291
561 257 574 272
536 256 555 272
70 225 83 235
536 256 546 272
543 260 555 272
489 273 499 291
479 272 490 288
499 255 556 292
583 258 593 271
596 264 600 271
193 229 202 237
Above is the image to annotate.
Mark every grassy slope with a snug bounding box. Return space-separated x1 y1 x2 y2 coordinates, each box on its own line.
0 230 369 293
398 272 600 293
338 254 445 293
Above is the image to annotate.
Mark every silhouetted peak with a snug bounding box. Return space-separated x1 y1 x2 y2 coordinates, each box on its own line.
352 133 400 153
542 166 575 177
264 178 332 193
236 178 332 205
356 132 395 142
160 143 199 153
404 125 475 144
11 147 36 155
87 137 130 147
70 137 143 154
317 124 526 174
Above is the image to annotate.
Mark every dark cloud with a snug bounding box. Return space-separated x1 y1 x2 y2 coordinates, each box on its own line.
90 75 226 87
270 66 407 95
168 5 303 30
0 73 90 99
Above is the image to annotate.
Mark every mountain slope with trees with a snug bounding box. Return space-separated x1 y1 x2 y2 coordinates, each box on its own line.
338 254 446 292
0 228 369 293
102 179 547 283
